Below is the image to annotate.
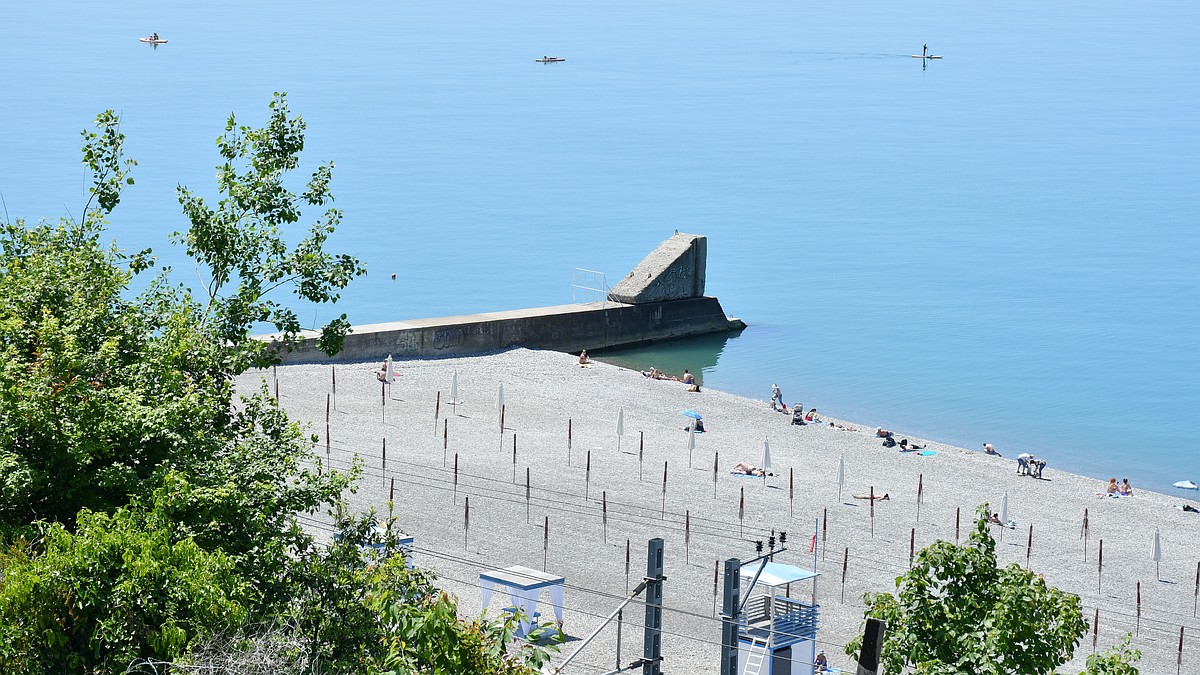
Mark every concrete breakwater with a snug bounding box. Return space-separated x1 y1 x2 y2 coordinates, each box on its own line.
269 233 745 363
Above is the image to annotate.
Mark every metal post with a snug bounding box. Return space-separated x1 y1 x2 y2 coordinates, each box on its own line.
789 467 794 518
639 431 644 480
642 538 665 675
955 506 961 542
720 558 741 675
526 467 531 524
568 418 573 465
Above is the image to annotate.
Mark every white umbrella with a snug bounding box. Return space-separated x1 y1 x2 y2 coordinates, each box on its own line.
1152 527 1163 579
450 371 459 403
999 492 1010 541
687 421 696 467
616 407 625 453
837 454 846 502
760 438 772 477
384 354 394 385
498 383 505 411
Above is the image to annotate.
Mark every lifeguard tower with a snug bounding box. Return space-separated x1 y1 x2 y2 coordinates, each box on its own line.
736 561 821 675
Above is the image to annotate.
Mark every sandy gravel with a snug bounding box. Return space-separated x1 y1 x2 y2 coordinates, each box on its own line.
238 349 1199 674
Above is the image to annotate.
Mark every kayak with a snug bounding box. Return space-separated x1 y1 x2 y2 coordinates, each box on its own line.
535 57 565 63
140 37 168 44
911 55 942 59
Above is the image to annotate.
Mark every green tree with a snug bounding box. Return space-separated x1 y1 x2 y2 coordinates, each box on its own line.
1082 634 1141 674
0 503 249 672
847 505 1088 674
175 92 365 371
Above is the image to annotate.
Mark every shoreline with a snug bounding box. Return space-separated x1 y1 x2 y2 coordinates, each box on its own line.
240 348 1199 673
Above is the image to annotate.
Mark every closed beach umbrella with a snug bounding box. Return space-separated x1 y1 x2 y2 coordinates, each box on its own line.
616 407 625 453
1000 492 1009 524
498 383 505 411
761 438 772 475
687 420 696 466
450 371 459 403
1152 527 1162 579
837 454 846 501
384 354 394 385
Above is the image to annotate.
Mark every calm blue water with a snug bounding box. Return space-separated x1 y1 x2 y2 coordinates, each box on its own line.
3 1 1197 495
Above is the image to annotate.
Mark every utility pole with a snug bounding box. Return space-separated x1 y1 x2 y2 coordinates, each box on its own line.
720 558 741 675
642 538 665 675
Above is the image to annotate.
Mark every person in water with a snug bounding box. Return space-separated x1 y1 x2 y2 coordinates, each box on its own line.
923 43 928 57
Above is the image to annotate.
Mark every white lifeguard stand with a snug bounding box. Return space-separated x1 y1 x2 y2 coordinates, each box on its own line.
737 561 822 675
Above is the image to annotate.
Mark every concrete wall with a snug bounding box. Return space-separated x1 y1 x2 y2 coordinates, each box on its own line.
608 233 706 304
268 296 743 364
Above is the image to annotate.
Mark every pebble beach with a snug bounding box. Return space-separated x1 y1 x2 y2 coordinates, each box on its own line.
239 349 1198 674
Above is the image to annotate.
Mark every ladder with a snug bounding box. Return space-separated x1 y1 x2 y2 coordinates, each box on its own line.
742 637 769 675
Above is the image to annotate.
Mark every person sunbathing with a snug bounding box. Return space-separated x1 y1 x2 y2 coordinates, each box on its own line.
898 439 926 452
853 492 889 500
731 461 770 477
876 428 894 438
1120 478 1134 496
578 350 591 365
1106 477 1120 494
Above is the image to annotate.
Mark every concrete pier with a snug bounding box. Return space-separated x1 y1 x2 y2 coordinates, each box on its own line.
265 233 744 363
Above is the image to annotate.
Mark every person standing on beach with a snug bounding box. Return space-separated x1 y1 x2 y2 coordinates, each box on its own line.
770 383 783 411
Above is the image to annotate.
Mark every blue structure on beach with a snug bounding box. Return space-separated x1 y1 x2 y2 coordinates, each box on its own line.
737 562 822 675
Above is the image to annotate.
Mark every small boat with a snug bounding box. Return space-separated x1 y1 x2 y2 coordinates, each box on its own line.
1174 480 1198 490
140 37 168 44
535 56 566 63
911 54 942 59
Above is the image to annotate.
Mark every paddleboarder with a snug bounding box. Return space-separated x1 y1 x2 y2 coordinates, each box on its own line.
923 43 928 58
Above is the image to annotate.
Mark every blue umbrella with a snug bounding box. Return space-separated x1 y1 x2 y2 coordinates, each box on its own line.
680 410 703 420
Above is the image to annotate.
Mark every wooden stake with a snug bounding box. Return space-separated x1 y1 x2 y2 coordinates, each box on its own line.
822 507 828 561
1082 508 1090 561
381 381 386 424
1178 625 1185 675
567 418 572 465
685 510 691 564
1194 561 1199 617
464 496 470 549
443 419 448 456
712 451 719 499
955 506 961 542
326 393 330 426
389 477 394 503
382 437 387 471
434 391 440 437
543 515 549 571
498 404 505 452
585 450 591 502
525 467 531 524
739 487 745 538
916 473 924 525
1026 524 1033 568
1098 539 1104 594
512 433 517 482
1136 580 1141 636
453 453 459 502
602 491 608 544
789 468 794 518
841 547 849 604
1092 607 1099 652
870 485 875 537
274 376 279 402
331 365 337 411
639 431 644 481
909 528 915 567
661 461 668 519
325 423 330 455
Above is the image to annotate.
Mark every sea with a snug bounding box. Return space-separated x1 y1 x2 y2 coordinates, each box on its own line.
2 1 1197 496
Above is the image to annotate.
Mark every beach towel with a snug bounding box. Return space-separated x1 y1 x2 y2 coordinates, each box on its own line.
730 472 766 479
919 450 937 456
